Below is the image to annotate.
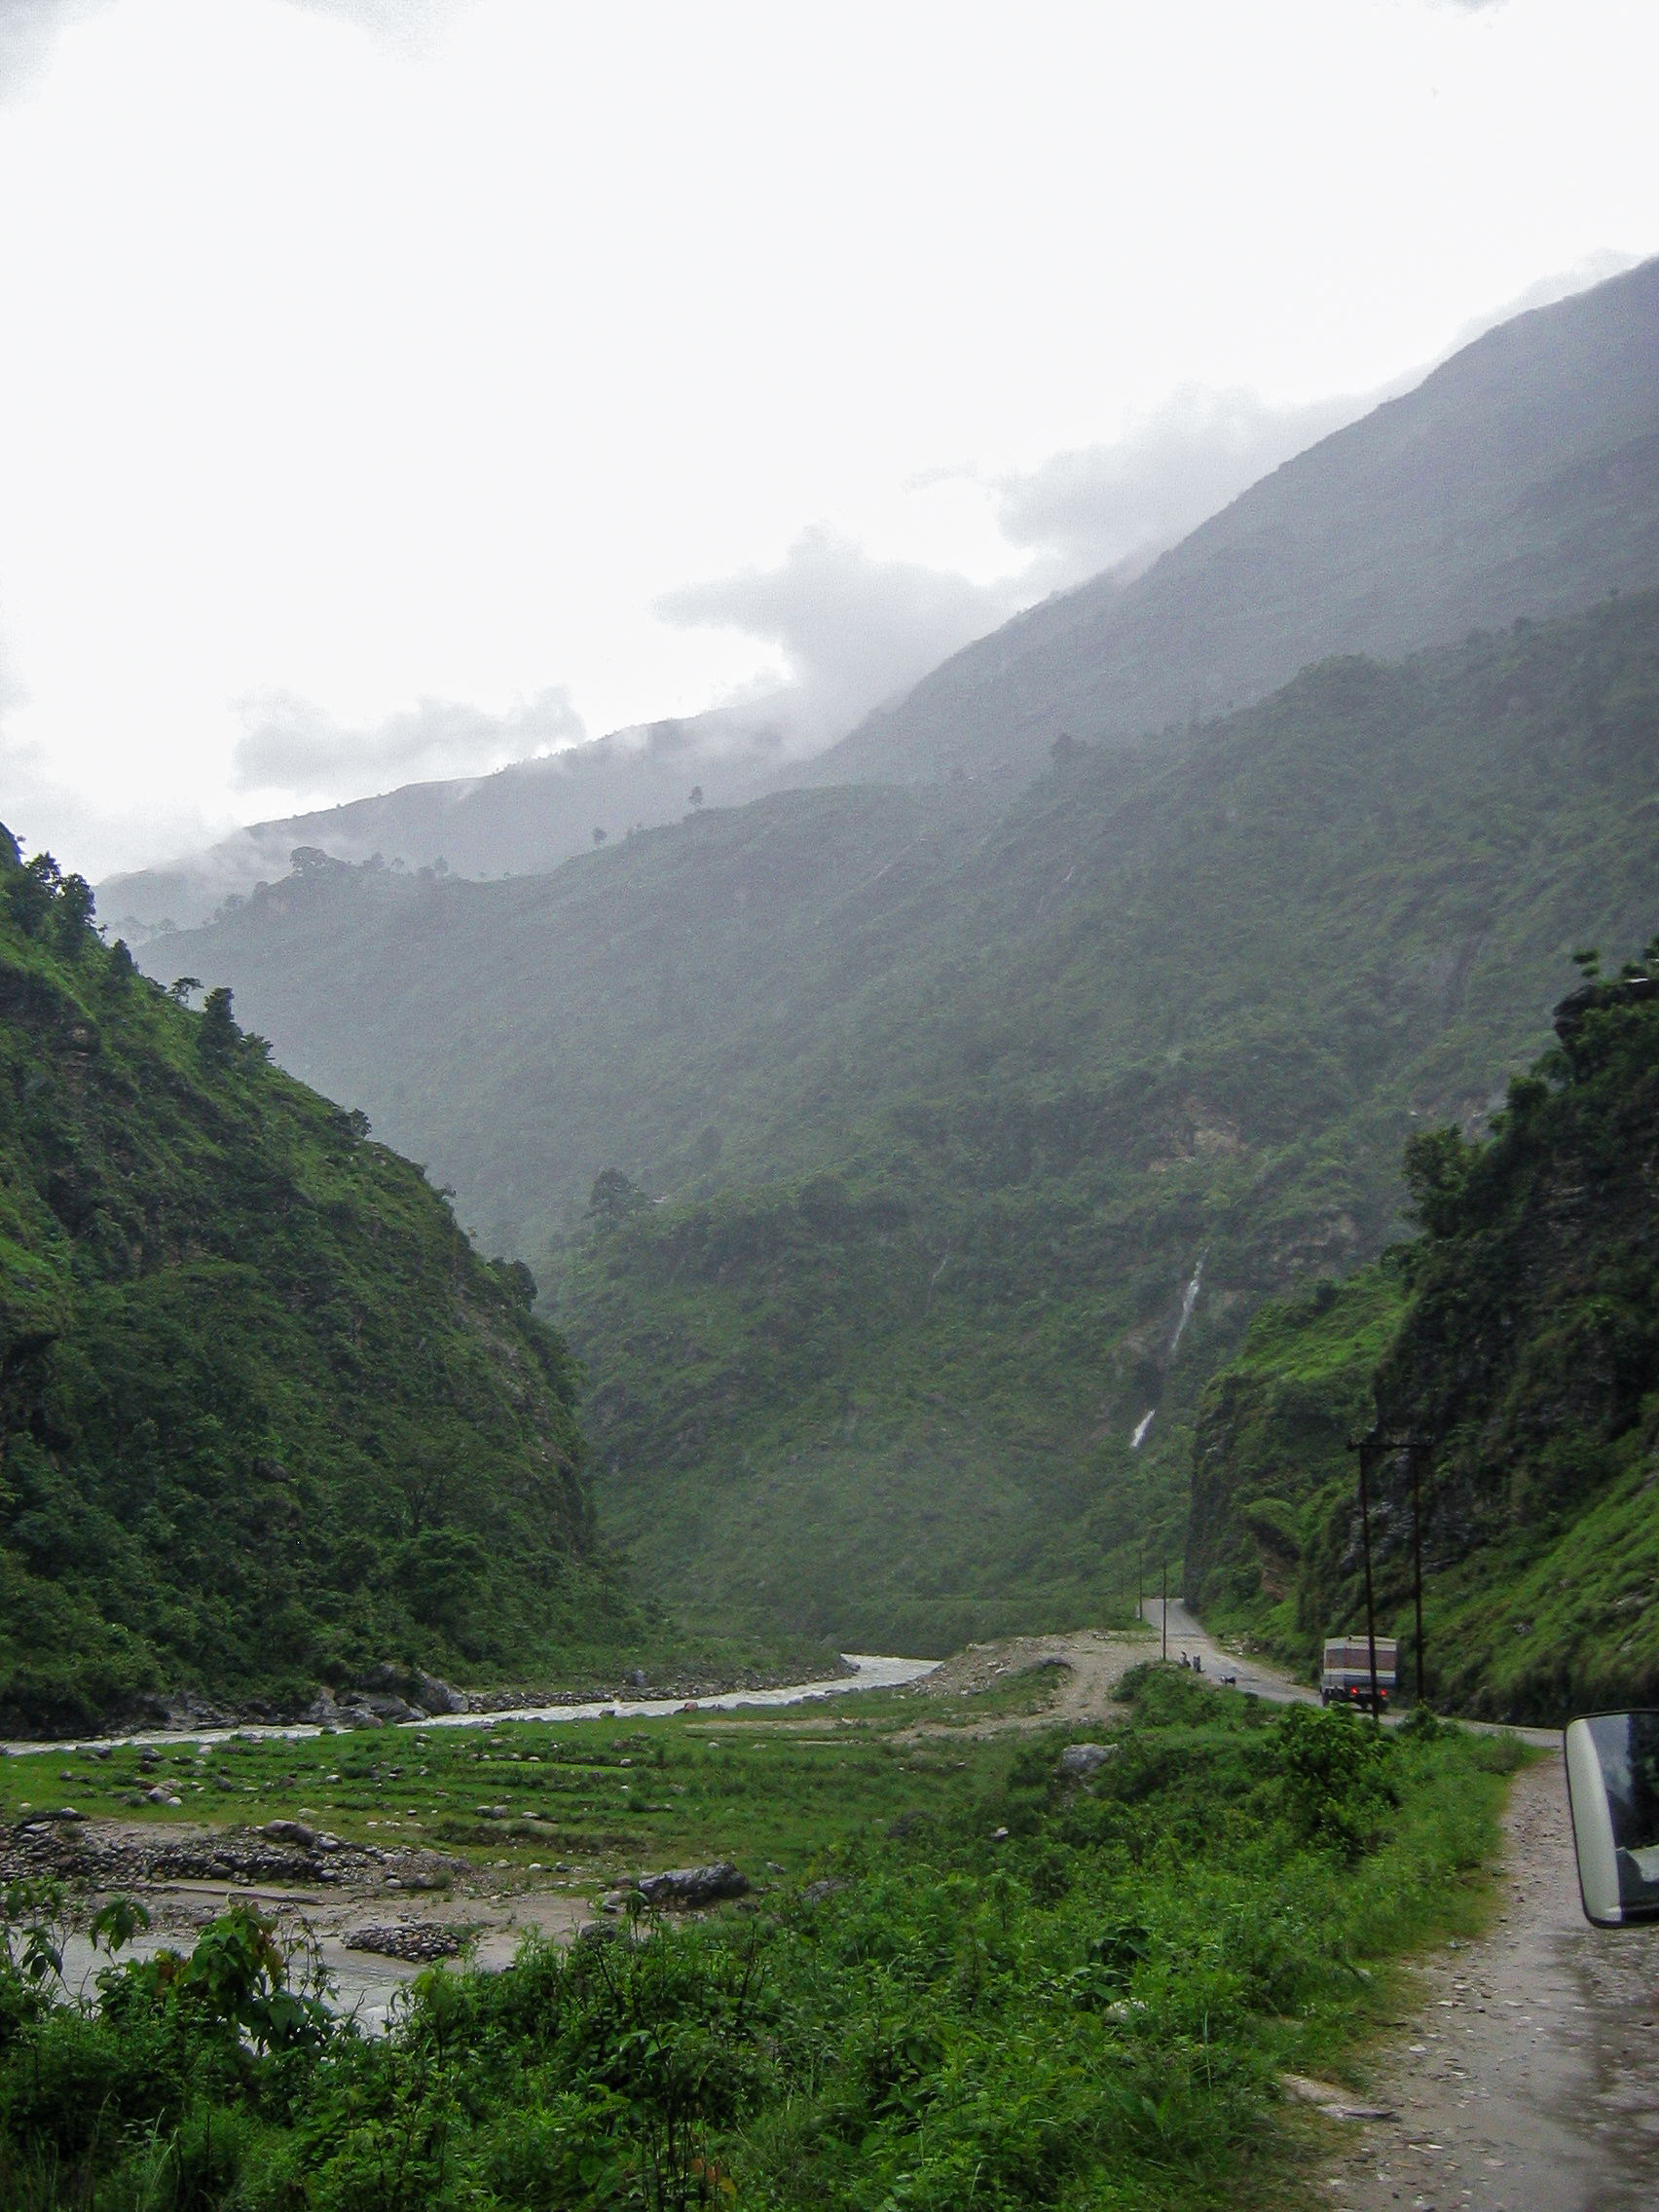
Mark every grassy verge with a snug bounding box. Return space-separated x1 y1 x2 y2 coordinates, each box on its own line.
0 1666 1525 2209
4 1698 1012 1891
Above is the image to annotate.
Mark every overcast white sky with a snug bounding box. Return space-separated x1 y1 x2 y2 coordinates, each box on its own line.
0 0 1654 878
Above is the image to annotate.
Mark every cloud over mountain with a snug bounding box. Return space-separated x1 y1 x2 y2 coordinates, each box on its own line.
282 0 477 52
233 686 586 798
0 0 100 103
656 527 1017 741
992 388 1368 585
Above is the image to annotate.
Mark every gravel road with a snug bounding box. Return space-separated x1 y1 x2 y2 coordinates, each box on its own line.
1322 1752 1659 2212
1145 1599 1659 2208
1144 1595 1315 1704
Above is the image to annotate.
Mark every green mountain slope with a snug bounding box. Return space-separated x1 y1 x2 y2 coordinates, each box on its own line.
815 257 1659 792
0 831 645 1734
97 696 799 940
104 264 1659 955
1185 962 1659 1723
556 600 1659 1646
144 782 999 1254
151 593 1659 1649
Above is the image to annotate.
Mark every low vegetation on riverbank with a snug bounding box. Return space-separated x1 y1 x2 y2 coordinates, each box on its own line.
1 1666 1524 2209
0 1688 1003 1890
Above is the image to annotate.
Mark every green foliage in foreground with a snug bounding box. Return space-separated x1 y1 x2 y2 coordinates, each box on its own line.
0 831 647 1735
1187 956 1659 1721
0 1671 1521 2211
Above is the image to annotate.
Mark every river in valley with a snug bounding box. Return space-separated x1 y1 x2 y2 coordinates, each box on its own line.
1 1651 939 1760
13 1653 940 2031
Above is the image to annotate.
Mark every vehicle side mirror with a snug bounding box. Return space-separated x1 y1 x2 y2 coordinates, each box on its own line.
1564 1713 1659 1926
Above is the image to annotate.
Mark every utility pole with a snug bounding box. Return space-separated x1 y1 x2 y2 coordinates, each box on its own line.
1161 1561 1168 1662
1411 1443 1426 1706
1356 1433 1381 1723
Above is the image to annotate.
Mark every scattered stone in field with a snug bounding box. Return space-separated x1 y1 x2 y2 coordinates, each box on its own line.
1059 1743 1116 1777
261 1819 316 1847
144 1787 178 1805
800 1878 844 1904
990 1826 1010 1841
0 1813 466 1896
611 1863 750 1910
345 1922 468 1963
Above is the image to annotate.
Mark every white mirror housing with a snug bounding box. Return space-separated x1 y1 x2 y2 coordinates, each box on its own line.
1565 1713 1659 1928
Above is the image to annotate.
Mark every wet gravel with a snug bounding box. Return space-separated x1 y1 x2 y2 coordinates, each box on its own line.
1319 1753 1659 2212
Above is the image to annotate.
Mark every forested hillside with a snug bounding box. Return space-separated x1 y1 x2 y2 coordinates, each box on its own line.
153 595 1659 1650
1186 960 1659 1723
817 256 1659 792
0 830 645 1734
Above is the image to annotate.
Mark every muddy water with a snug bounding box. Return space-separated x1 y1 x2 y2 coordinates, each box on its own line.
54 1889 593 2038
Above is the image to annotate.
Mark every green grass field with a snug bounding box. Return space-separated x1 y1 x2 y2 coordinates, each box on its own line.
2 1665 1530 2210
2 1690 1028 1895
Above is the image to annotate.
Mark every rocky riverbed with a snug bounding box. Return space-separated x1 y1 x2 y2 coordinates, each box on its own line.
0 1811 466 1896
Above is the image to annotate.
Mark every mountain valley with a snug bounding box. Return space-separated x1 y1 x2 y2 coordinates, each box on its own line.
150 592 1659 1659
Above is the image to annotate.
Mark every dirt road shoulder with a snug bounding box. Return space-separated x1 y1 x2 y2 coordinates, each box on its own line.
1319 1751 1659 2212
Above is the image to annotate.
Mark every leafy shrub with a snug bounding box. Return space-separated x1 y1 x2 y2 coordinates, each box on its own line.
1275 1704 1398 1859
0 1684 1513 2211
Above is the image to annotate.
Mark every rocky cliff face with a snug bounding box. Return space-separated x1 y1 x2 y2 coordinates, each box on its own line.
1187 966 1659 1721
1182 1269 1406 1643
1373 977 1657 1523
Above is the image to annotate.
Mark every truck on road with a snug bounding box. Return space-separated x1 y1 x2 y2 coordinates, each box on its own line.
1321 1636 1397 1712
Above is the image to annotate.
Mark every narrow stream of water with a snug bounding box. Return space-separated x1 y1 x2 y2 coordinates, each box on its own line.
2 1652 939 1759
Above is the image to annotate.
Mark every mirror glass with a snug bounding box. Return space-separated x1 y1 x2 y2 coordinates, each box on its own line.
1564 1712 1659 1926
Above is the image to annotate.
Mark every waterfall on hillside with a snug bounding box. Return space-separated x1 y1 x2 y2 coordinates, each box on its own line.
1127 1252 1207 1446
1167 1250 1205 1360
